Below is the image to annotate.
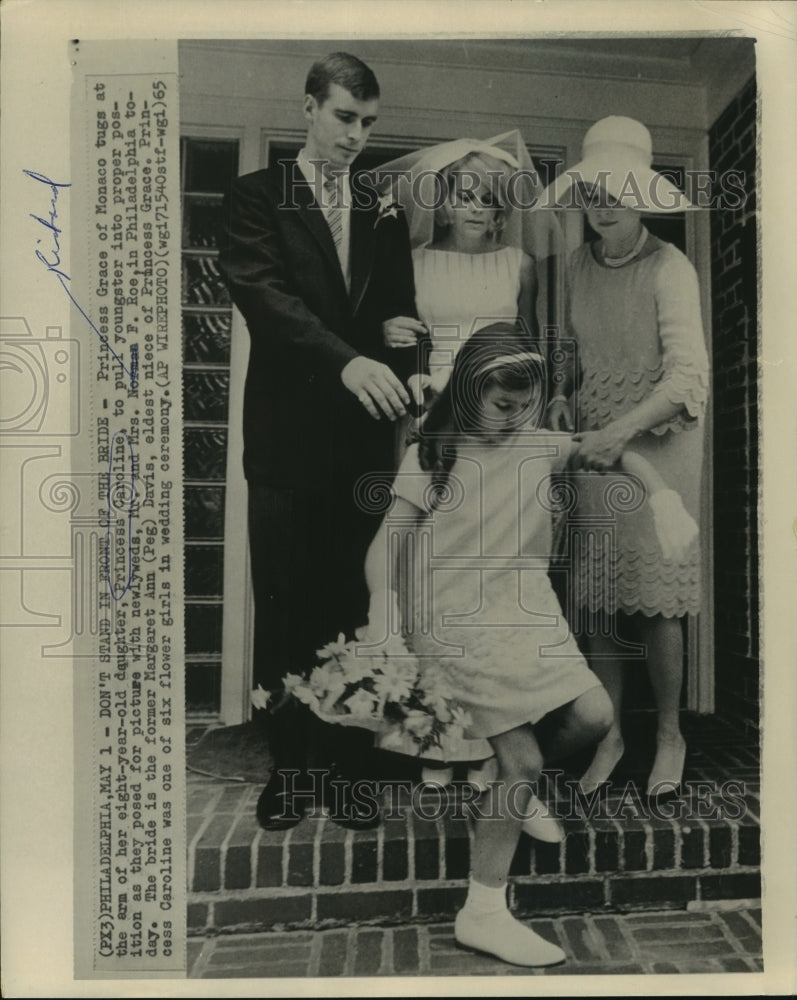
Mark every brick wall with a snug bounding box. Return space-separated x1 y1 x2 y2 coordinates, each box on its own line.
708 77 759 737
187 777 761 935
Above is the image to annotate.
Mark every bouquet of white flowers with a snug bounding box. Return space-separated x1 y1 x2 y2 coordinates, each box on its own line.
261 631 471 757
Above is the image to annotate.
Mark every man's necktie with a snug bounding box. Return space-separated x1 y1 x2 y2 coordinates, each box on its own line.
323 175 344 254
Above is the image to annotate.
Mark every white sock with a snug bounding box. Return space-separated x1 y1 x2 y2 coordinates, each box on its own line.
463 877 507 917
456 881 566 967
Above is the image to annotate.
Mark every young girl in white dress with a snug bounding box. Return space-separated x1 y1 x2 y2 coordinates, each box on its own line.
378 134 564 791
360 326 697 966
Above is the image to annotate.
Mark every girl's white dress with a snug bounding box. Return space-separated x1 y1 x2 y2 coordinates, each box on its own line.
391 433 602 740
413 245 525 393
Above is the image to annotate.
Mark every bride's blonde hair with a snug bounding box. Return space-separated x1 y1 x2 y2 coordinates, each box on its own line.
435 151 514 237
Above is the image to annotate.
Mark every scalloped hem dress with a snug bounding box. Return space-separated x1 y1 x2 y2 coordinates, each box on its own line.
567 233 710 618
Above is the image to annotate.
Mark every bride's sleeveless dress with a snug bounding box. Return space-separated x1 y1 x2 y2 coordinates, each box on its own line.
413 245 525 392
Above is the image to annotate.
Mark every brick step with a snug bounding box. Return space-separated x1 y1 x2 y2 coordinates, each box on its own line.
187 780 761 935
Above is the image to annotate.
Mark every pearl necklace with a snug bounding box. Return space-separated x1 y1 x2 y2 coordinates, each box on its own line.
601 226 648 268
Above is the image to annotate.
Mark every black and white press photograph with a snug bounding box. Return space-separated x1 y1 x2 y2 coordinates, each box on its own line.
5 1 797 995
177 32 766 981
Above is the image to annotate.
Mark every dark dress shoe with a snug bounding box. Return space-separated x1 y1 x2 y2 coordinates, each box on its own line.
322 767 381 830
256 768 308 830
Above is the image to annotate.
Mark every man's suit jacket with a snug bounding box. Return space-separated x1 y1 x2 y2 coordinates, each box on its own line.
218 159 423 493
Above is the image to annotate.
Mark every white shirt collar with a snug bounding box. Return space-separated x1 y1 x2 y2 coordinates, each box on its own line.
297 147 350 188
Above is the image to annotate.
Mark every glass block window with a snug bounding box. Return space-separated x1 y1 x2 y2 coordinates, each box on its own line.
181 136 239 717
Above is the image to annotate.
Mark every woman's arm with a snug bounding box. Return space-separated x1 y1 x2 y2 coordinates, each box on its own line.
574 393 684 471
574 249 708 470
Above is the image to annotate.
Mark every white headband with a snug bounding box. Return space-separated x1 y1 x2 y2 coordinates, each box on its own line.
477 351 545 376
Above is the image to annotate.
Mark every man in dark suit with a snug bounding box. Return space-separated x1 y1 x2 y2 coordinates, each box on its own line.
218 52 427 829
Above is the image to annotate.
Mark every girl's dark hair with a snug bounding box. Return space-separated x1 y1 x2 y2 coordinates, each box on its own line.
418 323 546 509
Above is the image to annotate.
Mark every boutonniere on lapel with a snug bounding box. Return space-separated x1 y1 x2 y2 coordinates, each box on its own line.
374 192 400 229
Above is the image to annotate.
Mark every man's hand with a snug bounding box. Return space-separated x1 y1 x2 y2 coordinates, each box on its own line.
341 356 410 420
382 316 427 349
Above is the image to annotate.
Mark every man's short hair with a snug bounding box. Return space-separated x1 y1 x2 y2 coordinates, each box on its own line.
305 52 380 105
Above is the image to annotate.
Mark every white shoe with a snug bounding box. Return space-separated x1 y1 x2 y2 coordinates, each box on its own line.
466 757 499 793
646 732 686 796
520 794 565 843
454 906 566 967
421 765 454 788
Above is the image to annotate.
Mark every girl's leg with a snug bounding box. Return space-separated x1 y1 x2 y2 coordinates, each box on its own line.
540 685 614 764
635 612 687 793
469 725 542 888
455 724 565 966
578 632 626 792
522 685 613 843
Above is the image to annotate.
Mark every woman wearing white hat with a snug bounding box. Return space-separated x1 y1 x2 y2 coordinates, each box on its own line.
544 116 709 796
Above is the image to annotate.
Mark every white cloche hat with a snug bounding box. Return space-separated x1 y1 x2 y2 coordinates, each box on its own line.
544 116 694 213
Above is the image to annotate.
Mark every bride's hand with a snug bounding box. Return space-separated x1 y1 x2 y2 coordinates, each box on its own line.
383 316 427 349
407 374 433 410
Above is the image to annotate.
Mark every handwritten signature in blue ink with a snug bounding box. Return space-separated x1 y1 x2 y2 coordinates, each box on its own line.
23 169 135 386
107 429 137 600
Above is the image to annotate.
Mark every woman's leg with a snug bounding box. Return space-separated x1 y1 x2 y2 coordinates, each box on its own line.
578 632 626 792
635 612 687 793
455 724 565 966
636 613 685 736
